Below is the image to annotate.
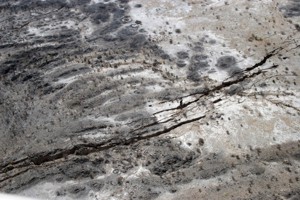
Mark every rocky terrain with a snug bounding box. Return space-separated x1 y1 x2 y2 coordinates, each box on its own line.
0 0 299 199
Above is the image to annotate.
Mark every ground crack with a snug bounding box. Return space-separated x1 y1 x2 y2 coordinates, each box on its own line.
0 114 205 180
0 46 285 183
154 47 282 116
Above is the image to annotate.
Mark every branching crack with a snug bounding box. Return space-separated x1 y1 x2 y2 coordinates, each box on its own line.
0 46 288 183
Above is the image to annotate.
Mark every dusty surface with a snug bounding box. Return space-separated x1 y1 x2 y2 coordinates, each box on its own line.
0 0 299 199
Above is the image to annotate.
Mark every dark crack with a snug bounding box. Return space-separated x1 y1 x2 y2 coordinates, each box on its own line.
153 48 282 116
0 46 283 180
0 115 205 180
266 98 300 112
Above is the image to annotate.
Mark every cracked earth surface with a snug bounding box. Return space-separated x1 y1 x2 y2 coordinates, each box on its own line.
0 0 300 199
